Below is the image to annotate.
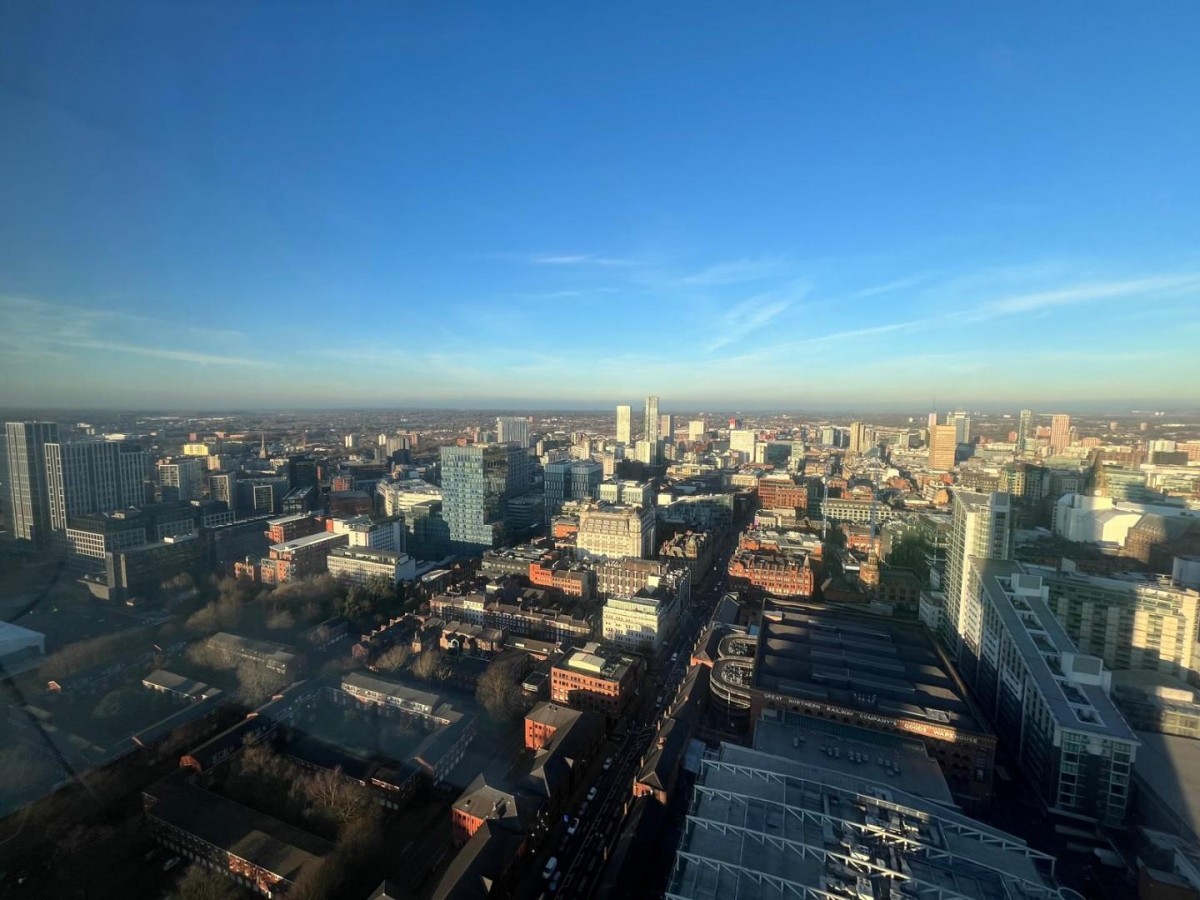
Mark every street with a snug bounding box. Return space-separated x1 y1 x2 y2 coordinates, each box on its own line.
524 535 738 898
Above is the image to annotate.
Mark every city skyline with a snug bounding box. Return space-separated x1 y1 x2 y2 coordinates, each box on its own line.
3 4 1199 409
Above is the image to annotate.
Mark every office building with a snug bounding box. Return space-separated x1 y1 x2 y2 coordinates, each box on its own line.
687 419 707 441
1018 408 1035 451
328 514 405 552
440 443 530 553
928 423 958 470
594 557 675 599
576 502 657 559
847 421 872 454
4 420 60 544
728 428 757 458
963 559 1138 824
596 479 652 507
615 404 632 445
950 410 971 446
643 395 660 462
659 414 675 444
326 546 416 587
942 491 1011 662
209 472 236 510
158 457 204 502
601 568 690 653
495 416 531 448
543 458 602 519
666 742 1061 900
550 643 640 716
103 533 203 603
259 531 349 584
45 439 148 532
1050 413 1072 454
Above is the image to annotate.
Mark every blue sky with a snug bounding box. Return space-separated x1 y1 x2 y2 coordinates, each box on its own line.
1 3 1198 411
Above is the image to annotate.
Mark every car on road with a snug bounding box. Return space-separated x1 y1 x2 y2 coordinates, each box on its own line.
548 871 562 893
586 786 597 801
542 857 558 879
602 756 613 771
567 817 580 836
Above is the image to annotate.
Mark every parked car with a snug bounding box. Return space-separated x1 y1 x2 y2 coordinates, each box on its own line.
602 756 613 771
586 786 597 801
548 871 562 893
542 857 558 880
567 817 580 836
162 857 181 872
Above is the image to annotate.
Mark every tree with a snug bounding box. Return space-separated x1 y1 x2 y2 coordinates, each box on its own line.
338 585 371 623
475 654 526 721
172 865 242 900
235 661 288 705
185 603 219 635
411 648 444 681
374 644 411 673
304 767 372 831
266 608 296 631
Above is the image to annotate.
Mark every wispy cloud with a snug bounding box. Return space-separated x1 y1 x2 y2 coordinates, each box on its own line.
852 272 936 300
0 293 263 369
977 273 1200 316
680 257 788 287
51 339 272 367
707 292 800 352
493 252 642 267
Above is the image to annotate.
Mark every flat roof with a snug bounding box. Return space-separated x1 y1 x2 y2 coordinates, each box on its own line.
668 743 1058 900
752 713 954 807
342 672 441 711
270 530 348 553
976 559 1136 741
267 513 314 526
142 669 221 701
752 603 987 735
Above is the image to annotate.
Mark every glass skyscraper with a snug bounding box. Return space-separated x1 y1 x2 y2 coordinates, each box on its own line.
440 443 529 552
4 420 60 545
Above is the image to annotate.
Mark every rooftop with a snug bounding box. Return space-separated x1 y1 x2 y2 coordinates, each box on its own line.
752 712 954 807
270 530 349 553
974 559 1137 741
753 603 987 735
559 646 635 682
667 743 1059 900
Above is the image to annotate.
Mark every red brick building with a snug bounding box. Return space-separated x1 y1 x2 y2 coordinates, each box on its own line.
727 550 816 598
756 478 810 513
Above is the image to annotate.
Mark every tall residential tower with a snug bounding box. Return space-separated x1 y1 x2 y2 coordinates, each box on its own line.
4 421 60 545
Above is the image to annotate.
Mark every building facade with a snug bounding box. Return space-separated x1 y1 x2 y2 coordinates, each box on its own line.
4 420 60 544
942 491 1012 664
46 439 148 532
440 443 530 553
576 502 656 559
964 559 1138 825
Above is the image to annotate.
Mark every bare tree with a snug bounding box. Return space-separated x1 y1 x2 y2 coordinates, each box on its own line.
304 767 371 830
475 654 526 721
373 644 411 673
235 661 288 705
185 604 218 636
410 648 444 681
171 864 242 900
